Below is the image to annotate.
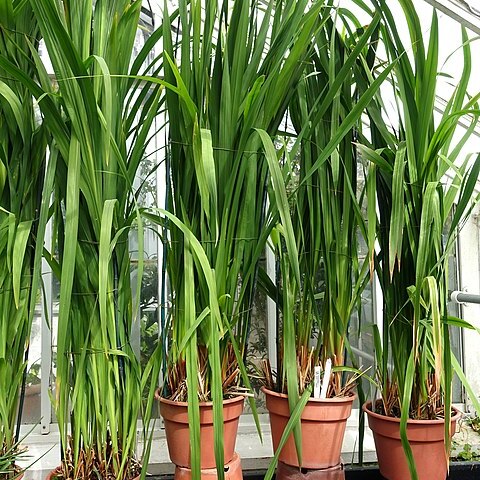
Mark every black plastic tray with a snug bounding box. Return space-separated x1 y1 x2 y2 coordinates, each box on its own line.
152 462 480 480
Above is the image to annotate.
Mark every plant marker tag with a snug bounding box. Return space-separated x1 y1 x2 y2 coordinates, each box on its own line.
320 358 332 399
314 366 321 398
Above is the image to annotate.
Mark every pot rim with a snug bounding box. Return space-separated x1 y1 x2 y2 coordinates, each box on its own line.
261 385 357 403
362 400 462 425
156 388 246 408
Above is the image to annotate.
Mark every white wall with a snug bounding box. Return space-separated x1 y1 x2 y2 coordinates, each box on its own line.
458 202 480 411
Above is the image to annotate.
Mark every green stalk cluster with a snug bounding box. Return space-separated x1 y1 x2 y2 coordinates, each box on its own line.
0 2 47 476
0 1 163 478
150 1 338 477
356 1 480 477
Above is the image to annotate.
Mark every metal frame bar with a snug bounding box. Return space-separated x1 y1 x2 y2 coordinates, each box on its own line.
422 0 480 34
451 290 480 305
266 243 277 372
40 215 53 434
156 114 168 387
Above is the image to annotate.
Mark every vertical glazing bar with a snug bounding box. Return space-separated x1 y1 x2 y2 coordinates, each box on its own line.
40 219 52 434
266 242 277 372
374 272 383 343
152 2 168 389
156 114 168 387
454 225 465 404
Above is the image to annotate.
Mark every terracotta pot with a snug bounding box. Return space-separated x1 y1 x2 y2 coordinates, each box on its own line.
277 461 345 480
363 401 462 480
174 452 243 480
262 387 355 469
157 391 244 469
46 470 58 480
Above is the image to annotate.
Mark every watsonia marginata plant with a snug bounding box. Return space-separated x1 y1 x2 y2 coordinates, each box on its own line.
0 1 48 476
0 0 164 478
357 1 480 478
147 0 337 477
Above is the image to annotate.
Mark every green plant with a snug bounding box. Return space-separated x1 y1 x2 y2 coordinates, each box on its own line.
0 2 48 477
139 261 159 371
466 414 480 434
0 440 27 480
356 1 480 478
261 10 384 398
253 10 399 476
0 1 164 478
25 361 41 387
145 0 343 477
453 442 480 462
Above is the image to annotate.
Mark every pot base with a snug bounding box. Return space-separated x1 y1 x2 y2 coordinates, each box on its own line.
174 452 243 480
276 460 345 480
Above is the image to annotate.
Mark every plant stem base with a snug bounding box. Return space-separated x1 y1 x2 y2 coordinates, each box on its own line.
276 461 345 480
174 452 243 480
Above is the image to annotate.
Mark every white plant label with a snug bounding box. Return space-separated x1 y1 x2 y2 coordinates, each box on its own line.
314 366 321 398
320 358 332 399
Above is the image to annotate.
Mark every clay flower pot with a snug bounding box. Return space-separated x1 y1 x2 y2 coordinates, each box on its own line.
157 391 244 469
262 387 355 469
174 452 243 480
363 401 462 480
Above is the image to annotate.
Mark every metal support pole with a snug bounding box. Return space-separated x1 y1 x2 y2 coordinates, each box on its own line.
450 290 480 305
266 243 277 373
350 346 376 365
41 218 53 434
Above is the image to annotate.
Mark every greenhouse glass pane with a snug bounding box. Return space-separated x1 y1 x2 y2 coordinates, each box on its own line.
21 312 42 425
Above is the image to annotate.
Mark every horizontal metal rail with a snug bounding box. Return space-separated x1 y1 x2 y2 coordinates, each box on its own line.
450 290 480 305
350 346 376 365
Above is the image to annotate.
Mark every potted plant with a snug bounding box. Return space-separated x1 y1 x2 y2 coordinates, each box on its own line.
258 9 395 476
0 0 163 478
358 1 480 479
150 0 332 478
0 2 49 478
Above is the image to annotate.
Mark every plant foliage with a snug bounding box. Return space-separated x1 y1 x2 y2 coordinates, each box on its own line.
357 1 480 477
153 0 339 477
263 9 383 397
0 0 164 478
0 1 48 477
258 7 395 468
